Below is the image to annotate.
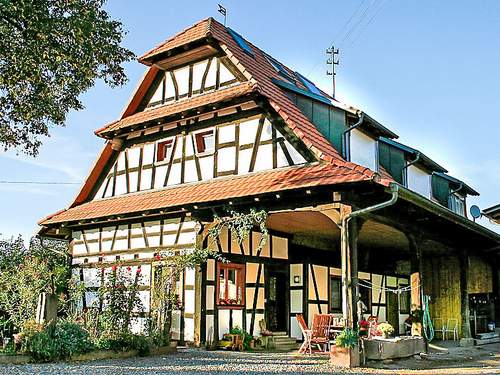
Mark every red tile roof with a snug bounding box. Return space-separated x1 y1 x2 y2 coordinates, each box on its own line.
40 162 385 225
95 82 256 135
139 18 212 62
40 18 393 227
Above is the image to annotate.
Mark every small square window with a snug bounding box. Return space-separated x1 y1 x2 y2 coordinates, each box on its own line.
195 130 215 154
156 139 173 162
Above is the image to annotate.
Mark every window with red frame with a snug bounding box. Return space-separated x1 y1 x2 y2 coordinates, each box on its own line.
217 263 245 307
195 130 215 154
156 139 173 162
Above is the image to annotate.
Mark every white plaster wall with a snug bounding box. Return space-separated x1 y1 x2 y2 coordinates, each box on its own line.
349 129 377 171
407 165 431 198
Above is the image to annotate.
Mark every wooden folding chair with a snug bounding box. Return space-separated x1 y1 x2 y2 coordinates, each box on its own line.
312 314 331 352
296 314 329 354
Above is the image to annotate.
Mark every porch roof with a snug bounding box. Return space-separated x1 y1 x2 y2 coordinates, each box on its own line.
39 162 381 226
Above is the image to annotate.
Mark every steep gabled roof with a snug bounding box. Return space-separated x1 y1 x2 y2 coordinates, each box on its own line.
40 18 392 226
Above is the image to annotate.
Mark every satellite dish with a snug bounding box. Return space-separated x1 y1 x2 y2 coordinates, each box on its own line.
470 205 481 220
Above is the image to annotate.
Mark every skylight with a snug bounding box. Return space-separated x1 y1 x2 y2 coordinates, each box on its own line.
227 28 254 57
295 72 323 95
263 53 295 82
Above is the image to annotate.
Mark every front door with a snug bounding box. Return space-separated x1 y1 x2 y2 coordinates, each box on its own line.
265 265 289 332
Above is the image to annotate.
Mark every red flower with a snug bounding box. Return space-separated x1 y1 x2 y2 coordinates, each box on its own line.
111 265 117 271
155 254 161 261
126 266 132 272
136 266 142 274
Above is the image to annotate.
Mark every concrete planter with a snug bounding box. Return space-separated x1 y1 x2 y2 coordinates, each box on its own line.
0 354 31 365
0 342 177 364
330 345 360 368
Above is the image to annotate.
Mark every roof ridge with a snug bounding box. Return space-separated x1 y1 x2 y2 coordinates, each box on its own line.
139 17 212 62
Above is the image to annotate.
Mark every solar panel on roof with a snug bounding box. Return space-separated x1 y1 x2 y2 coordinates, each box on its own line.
227 28 254 57
295 72 322 95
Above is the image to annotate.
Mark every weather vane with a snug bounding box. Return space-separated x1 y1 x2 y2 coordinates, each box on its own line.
218 4 227 26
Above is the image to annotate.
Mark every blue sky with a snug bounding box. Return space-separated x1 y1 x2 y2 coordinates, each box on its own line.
1 0 499 240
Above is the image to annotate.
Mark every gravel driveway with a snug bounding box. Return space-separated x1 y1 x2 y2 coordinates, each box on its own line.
1 346 499 374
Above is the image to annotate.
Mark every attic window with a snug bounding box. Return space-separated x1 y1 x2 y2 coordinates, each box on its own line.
227 28 254 57
195 130 215 154
264 54 295 82
156 139 173 162
295 72 323 95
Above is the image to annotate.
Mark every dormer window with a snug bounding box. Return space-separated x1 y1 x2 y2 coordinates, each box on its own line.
195 130 215 154
156 139 173 163
449 193 465 216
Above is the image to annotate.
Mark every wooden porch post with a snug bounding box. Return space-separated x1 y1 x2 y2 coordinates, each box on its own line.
408 233 423 336
340 205 359 329
459 249 473 346
350 218 360 330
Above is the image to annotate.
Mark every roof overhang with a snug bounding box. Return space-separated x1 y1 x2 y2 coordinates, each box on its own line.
380 137 447 173
434 172 479 196
396 185 500 244
483 204 500 224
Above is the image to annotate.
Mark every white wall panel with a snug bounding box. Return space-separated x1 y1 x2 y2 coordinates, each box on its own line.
350 129 377 171
407 165 431 198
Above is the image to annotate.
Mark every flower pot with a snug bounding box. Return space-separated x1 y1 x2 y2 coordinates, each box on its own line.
330 345 360 368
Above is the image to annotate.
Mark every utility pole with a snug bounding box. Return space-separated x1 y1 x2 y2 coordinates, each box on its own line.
326 45 340 98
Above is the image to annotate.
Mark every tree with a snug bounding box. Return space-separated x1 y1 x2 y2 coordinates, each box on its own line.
0 235 74 333
0 0 134 156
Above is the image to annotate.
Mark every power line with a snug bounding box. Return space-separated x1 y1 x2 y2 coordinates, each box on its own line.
339 0 380 46
344 0 389 48
0 181 80 185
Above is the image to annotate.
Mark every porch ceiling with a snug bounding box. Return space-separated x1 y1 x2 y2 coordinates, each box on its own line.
267 211 340 239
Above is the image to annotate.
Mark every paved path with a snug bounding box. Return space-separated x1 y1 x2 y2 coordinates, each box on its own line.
1 346 499 374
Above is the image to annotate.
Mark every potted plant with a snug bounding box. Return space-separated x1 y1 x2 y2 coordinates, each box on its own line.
377 323 394 339
330 328 360 368
358 319 369 337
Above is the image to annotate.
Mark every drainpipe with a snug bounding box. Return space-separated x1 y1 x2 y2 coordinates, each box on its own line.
340 183 399 327
402 152 421 186
342 111 365 160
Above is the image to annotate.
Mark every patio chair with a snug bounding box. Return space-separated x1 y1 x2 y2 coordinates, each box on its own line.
312 314 332 351
296 314 328 354
433 318 446 339
443 318 458 341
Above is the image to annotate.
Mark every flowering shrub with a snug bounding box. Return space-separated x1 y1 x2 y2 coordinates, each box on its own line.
378 322 395 338
96 265 144 339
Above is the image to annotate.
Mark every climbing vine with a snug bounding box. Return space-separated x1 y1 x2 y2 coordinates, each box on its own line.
150 208 268 344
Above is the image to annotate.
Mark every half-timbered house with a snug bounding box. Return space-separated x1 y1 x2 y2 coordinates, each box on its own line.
39 18 500 346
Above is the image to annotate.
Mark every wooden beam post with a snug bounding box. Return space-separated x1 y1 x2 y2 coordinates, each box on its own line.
340 204 353 328
350 218 360 330
459 249 473 346
407 233 423 336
